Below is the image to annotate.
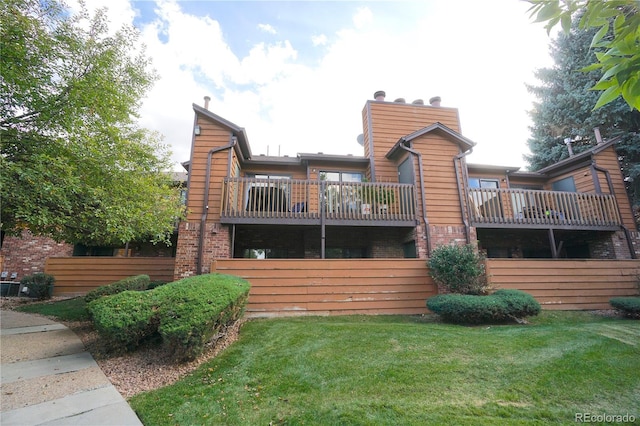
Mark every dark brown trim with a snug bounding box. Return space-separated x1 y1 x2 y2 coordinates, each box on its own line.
590 163 602 194
366 102 376 181
399 144 430 256
197 135 237 275
548 229 558 258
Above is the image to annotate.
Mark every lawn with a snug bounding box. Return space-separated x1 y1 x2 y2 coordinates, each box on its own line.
16 297 89 322
129 312 640 425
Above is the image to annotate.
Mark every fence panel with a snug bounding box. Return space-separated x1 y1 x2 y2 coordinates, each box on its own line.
212 259 434 317
45 257 175 295
486 259 640 310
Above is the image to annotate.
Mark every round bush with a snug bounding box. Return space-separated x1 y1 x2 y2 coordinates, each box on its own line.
610 297 640 318
427 289 541 324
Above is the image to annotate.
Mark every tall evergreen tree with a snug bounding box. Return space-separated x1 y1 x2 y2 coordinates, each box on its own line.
526 15 640 210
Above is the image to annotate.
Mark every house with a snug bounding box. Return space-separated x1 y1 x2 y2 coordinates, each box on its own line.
173 91 639 280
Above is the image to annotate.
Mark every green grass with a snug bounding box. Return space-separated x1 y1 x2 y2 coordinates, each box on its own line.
16 297 89 322
129 312 640 425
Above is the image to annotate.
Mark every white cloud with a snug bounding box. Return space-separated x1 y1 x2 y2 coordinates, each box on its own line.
353 7 373 29
66 0 554 171
312 34 328 46
258 23 277 34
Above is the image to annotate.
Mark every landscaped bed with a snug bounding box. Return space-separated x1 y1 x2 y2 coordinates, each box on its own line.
129 312 640 425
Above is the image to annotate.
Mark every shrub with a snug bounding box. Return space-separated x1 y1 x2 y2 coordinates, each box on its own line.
610 297 640 318
87 291 157 350
427 289 541 324
20 273 55 300
84 274 151 303
154 274 250 361
87 274 250 361
428 244 488 294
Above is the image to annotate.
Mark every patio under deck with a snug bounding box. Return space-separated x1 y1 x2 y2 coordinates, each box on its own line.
220 178 418 227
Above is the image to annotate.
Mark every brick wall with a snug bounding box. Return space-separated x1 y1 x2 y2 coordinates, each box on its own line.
0 231 73 281
173 221 231 280
429 225 469 250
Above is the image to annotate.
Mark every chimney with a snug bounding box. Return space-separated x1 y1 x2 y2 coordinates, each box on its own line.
564 137 574 157
204 95 211 110
429 96 441 107
374 90 386 101
594 127 603 144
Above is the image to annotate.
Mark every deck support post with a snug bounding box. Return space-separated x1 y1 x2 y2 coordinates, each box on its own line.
321 181 326 259
548 228 558 258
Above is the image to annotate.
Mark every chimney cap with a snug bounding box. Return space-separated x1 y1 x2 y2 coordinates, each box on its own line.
394 98 406 103
412 99 424 105
373 90 386 101
429 96 441 104
203 95 211 110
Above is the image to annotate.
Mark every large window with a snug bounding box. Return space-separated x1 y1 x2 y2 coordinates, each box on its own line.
320 171 364 214
245 174 291 212
468 178 502 218
319 171 363 183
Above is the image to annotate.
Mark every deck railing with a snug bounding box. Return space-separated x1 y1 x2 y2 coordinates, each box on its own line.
221 178 417 222
468 187 622 228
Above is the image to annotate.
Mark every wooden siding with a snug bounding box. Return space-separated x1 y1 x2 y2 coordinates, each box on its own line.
422 134 464 225
212 259 434 317
45 257 175 295
594 146 634 228
366 101 461 183
486 259 640 310
547 166 596 194
186 118 234 222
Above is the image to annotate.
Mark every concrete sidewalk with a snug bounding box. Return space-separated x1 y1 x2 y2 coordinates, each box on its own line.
0 309 143 425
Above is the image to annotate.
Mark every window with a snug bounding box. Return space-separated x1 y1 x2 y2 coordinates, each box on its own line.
403 241 417 258
468 178 499 189
320 171 364 214
319 171 363 183
468 178 502 218
325 247 367 258
552 176 576 192
242 248 288 259
245 174 291 212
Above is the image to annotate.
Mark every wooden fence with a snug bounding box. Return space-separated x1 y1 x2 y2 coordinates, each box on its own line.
486 259 640 310
212 259 434 317
45 257 175 295
42 257 639 313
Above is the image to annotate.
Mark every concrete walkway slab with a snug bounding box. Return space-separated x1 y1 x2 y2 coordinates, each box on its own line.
0 309 142 425
2 352 97 384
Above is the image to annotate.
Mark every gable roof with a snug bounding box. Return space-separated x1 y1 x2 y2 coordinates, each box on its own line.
386 122 475 159
535 137 621 176
193 103 252 160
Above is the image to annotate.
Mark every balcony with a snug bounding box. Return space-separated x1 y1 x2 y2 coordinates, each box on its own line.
221 178 417 226
468 187 622 230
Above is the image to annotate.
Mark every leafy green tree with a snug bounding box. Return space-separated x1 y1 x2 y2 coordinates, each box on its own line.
526 16 640 210
527 0 640 111
1 0 185 246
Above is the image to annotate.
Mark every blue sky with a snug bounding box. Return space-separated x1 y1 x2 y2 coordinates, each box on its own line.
73 0 556 170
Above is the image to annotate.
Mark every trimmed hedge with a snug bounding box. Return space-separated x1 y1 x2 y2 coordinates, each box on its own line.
610 297 640 318
84 274 151 303
88 291 158 350
87 274 250 361
427 289 541 324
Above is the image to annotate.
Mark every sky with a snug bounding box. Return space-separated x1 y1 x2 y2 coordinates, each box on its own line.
72 0 556 171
